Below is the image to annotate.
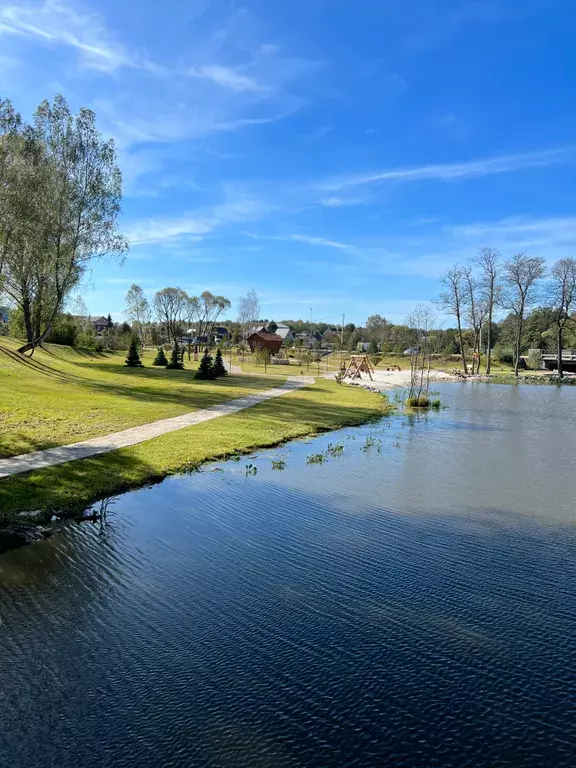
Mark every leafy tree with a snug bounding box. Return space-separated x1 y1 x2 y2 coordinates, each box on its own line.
152 346 168 366
213 348 228 377
254 347 271 372
0 95 128 355
195 350 215 379
368 339 379 355
166 339 184 370
267 319 278 334
187 291 231 343
125 283 150 339
125 336 143 367
153 287 188 342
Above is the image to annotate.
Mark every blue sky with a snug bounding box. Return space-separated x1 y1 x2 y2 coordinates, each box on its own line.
1 0 575 325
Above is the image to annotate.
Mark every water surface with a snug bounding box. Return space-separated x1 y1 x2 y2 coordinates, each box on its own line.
1 384 576 767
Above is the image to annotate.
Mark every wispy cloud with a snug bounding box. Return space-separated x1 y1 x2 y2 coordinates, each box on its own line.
318 148 575 192
290 234 352 251
190 65 266 93
0 0 134 72
319 196 364 208
125 198 272 246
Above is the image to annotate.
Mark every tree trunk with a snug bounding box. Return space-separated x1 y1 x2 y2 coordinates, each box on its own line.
486 309 492 374
514 321 523 377
457 320 468 375
557 326 564 379
22 295 34 345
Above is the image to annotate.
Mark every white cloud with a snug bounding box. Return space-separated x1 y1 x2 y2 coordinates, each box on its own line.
191 65 265 93
125 198 272 246
290 234 352 251
319 148 575 192
0 0 134 72
320 196 363 208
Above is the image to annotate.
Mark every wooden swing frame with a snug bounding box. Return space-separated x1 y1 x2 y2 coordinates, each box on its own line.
342 354 375 380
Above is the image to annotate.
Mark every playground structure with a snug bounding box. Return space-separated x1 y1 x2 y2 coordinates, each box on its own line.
340 354 375 380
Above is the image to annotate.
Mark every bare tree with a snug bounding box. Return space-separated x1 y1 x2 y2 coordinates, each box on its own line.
548 258 576 378
436 265 469 374
462 265 489 375
473 247 501 374
237 288 260 340
125 283 151 342
153 287 188 342
406 304 435 404
187 291 231 345
501 253 547 376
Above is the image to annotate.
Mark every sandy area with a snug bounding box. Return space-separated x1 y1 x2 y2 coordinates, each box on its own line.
324 368 458 391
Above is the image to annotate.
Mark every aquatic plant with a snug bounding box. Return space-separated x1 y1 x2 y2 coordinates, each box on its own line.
307 453 326 465
245 463 258 476
271 460 286 471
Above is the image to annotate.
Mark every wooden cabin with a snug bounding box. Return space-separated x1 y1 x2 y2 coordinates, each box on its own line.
247 330 283 355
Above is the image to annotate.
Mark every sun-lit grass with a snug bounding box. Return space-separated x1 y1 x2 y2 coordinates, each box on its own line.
0 378 388 516
0 338 283 458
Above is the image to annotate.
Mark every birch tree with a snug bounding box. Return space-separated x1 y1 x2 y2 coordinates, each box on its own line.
548 258 576 378
153 287 188 342
0 95 128 354
436 265 469 374
473 247 500 374
125 283 151 342
501 253 546 376
237 288 260 340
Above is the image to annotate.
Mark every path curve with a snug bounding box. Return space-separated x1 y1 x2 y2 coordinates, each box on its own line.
0 377 315 479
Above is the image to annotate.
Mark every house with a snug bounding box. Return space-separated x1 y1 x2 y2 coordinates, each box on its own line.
275 323 294 345
322 328 339 344
213 326 230 343
90 316 112 333
247 329 283 355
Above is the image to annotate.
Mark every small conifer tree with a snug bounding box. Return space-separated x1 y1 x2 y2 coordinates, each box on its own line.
195 349 215 379
153 346 168 366
125 336 143 367
166 339 184 370
213 348 228 377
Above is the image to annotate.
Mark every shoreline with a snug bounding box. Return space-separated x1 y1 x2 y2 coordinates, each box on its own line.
0 380 389 552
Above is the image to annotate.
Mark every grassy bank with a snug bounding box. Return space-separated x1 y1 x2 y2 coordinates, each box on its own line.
0 379 388 517
0 339 284 458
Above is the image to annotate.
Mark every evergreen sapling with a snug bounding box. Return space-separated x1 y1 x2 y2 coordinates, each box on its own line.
213 348 228 377
125 336 143 367
195 350 215 379
153 346 168 366
166 339 184 370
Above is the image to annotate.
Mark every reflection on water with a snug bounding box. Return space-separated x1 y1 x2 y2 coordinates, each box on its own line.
1 384 576 767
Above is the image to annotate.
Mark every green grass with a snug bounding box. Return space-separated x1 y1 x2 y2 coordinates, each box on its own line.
0 338 285 458
0 378 388 517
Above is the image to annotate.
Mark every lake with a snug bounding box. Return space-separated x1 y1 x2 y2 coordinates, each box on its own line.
1 383 576 767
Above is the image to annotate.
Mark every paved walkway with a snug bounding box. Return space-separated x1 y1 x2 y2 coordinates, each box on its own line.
0 376 315 479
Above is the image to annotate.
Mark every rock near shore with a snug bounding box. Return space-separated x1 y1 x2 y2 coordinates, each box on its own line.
0 524 54 555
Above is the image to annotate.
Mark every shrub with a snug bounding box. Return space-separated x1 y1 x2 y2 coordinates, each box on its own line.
494 345 514 365
212 348 228 377
405 395 430 408
153 346 168 366
166 339 184 370
194 350 215 379
124 336 143 367
527 349 543 370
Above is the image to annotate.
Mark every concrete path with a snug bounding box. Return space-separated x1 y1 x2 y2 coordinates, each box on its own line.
0 376 315 479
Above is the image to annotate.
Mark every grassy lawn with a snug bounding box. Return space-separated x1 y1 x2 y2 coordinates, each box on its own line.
0 378 388 517
0 338 285 458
